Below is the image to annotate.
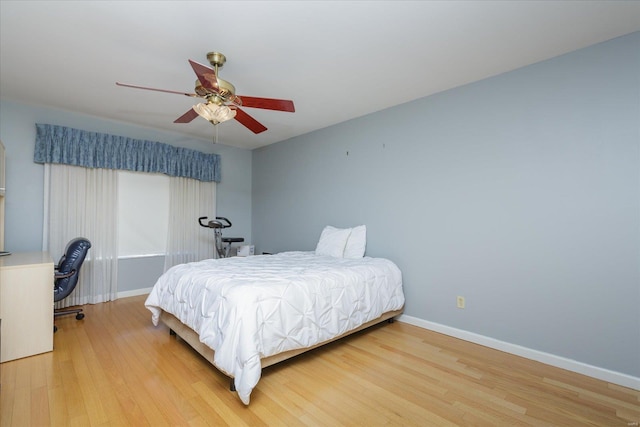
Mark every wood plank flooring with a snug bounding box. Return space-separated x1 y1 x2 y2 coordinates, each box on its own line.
1 295 638 426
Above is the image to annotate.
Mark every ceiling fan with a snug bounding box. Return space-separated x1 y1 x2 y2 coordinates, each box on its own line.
116 52 295 134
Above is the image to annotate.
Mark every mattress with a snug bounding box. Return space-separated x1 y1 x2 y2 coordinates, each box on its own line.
145 251 405 404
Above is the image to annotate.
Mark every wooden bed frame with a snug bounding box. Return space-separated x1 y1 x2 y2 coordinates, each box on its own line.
160 308 403 389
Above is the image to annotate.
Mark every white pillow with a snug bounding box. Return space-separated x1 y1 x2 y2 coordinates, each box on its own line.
315 226 351 257
344 225 366 258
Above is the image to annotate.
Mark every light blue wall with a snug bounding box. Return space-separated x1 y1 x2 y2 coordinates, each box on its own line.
0 100 252 291
252 33 640 377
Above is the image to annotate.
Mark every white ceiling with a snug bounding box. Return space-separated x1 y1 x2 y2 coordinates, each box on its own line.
1 1 639 150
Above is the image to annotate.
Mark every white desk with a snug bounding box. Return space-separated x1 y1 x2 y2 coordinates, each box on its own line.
0 252 54 362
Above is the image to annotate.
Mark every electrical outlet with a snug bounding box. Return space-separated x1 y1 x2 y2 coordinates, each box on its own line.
456 296 465 309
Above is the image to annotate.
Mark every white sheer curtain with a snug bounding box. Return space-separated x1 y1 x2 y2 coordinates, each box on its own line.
164 176 216 271
43 164 119 307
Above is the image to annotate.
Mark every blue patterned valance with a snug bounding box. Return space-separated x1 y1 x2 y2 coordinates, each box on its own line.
34 123 221 182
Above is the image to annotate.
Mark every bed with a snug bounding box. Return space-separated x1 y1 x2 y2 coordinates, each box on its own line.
144 226 405 405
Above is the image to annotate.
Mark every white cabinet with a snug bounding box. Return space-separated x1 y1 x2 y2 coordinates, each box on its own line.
0 252 54 362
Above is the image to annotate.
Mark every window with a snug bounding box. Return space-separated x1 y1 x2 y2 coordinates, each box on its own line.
117 171 170 258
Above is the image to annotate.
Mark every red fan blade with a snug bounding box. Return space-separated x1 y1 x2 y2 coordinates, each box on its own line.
234 108 268 134
116 82 198 97
237 96 295 112
174 108 199 123
188 60 219 92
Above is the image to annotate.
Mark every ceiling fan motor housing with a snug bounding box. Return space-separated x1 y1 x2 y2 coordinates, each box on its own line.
195 78 237 105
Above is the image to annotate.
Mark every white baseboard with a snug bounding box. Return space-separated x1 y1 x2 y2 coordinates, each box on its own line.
117 287 152 299
397 314 640 391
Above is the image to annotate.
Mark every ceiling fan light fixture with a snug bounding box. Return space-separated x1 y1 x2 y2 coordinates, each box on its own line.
193 102 236 124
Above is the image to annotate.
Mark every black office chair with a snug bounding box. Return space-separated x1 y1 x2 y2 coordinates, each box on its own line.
53 237 91 332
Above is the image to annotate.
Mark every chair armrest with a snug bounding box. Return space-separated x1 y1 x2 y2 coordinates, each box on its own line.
54 270 76 280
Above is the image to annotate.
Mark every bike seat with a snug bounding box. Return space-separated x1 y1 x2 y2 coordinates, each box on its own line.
222 237 245 243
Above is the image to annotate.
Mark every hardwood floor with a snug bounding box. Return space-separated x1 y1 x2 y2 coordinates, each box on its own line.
1 295 638 426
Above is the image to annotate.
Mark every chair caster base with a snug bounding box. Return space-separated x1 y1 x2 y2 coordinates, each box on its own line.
53 309 84 333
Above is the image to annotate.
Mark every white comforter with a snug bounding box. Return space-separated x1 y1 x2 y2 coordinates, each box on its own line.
144 251 404 404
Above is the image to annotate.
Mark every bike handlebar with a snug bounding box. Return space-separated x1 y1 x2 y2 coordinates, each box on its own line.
198 216 232 229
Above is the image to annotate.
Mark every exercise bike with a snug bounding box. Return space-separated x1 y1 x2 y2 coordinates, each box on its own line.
198 216 244 258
